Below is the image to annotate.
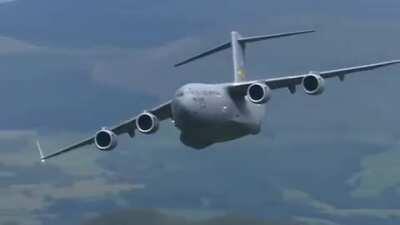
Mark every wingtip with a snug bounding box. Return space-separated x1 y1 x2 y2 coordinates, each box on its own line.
36 140 46 163
174 61 188 68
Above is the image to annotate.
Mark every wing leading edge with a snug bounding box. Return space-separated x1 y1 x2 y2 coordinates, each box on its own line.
38 100 172 161
229 60 400 94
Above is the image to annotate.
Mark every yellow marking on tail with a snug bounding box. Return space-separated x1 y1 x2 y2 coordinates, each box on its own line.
238 69 246 80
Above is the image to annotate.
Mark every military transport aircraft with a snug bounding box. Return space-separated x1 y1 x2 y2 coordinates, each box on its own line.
37 29 400 162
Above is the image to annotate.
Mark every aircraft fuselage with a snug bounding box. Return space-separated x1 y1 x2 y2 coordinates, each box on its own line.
171 83 265 149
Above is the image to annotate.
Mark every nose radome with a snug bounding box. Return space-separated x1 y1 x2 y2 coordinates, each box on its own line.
172 93 198 129
173 95 188 115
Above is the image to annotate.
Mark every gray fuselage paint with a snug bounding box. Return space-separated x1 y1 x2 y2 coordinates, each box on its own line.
171 83 265 149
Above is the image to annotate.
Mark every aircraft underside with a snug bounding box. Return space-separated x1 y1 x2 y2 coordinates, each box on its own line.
179 121 254 149
171 83 265 149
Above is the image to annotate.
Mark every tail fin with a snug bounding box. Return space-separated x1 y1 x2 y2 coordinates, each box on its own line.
174 29 315 82
231 31 246 82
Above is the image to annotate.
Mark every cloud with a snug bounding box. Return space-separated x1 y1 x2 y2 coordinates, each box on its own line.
81 208 290 225
0 36 42 55
0 0 16 4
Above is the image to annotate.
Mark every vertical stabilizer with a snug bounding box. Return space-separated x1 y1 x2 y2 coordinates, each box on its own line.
174 29 315 81
231 31 247 82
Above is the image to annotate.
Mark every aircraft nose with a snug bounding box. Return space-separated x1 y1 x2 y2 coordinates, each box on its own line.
174 95 192 114
172 93 198 126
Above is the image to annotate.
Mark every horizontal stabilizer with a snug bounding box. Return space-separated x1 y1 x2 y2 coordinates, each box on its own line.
238 29 315 44
174 42 231 67
174 29 315 67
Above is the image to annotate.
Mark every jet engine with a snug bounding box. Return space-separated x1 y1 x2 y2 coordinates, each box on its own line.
302 73 325 95
247 83 272 104
136 112 159 134
94 128 118 151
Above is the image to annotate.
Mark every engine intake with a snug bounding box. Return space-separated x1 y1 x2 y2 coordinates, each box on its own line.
247 83 271 104
94 128 117 151
136 112 159 134
302 73 325 95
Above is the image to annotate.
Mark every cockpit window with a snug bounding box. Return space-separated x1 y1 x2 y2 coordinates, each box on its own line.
176 91 184 97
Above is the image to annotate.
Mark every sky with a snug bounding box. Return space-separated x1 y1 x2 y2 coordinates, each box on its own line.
1 0 400 224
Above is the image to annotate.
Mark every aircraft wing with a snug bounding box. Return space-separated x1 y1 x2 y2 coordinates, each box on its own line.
229 60 400 94
111 100 172 135
37 100 172 161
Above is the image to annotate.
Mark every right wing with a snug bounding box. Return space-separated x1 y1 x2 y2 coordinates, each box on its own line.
229 60 400 95
38 100 172 161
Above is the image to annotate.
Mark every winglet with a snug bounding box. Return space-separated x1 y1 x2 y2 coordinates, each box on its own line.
36 140 46 163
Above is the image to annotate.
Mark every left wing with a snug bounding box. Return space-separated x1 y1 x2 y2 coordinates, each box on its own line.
37 100 172 161
111 100 172 135
229 60 400 95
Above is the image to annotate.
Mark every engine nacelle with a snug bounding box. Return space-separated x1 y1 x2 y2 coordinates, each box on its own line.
136 112 159 134
94 128 118 151
247 83 272 104
302 73 325 95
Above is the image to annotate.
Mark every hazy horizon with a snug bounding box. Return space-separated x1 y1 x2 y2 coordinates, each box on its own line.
0 0 400 224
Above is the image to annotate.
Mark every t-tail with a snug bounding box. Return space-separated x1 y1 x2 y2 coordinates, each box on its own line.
174 29 315 83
